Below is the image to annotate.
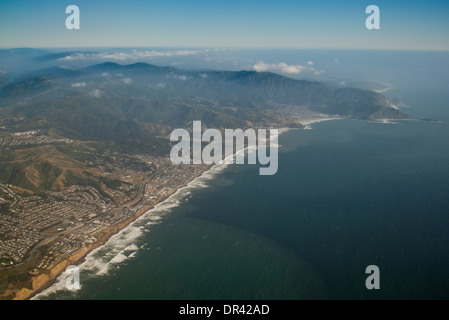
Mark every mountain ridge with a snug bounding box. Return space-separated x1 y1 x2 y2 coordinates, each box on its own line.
0 61 411 192
0 61 410 142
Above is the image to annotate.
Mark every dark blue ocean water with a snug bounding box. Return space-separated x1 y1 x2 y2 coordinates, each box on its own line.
39 118 449 300
37 51 449 300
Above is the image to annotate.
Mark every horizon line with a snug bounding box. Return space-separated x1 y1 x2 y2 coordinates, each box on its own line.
1 46 449 53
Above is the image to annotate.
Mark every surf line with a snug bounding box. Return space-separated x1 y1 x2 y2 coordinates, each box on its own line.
170 121 279 175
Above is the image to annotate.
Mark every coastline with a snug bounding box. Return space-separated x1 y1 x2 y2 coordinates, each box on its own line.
9 118 398 299
15 168 211 300
300 117 343 130
14 198 166 300
13 124 308 300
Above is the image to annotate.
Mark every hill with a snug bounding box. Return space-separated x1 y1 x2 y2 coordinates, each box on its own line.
0 62 410 140
0 62 410 190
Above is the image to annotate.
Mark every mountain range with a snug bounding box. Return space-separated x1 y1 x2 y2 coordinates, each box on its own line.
0 62 409 139
0 62 410 191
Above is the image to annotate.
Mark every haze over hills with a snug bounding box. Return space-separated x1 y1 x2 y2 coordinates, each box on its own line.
0 61 409 139
0 61 410 193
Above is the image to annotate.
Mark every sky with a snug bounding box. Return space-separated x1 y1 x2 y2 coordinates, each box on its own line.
0 0 449 50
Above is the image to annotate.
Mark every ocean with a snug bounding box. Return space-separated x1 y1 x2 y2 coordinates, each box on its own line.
35 51 449 300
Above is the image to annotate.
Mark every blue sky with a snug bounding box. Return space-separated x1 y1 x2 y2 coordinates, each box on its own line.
1 0 448 50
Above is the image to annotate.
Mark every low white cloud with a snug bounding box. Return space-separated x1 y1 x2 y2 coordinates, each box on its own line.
149 82 167 89
72 82 86 87
59 50 202 61
253 62 305 74
169 73 189 81
123 78 133 84
253 61 324 76
90 89 103 98
373 87 394 93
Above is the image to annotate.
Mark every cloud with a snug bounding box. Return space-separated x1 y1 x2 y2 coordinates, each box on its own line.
149 82 167 89
90 89 103 98
253 62 305 74
373 87 394 93
72 82 86 87
253 61 324 76
58 50 202 61
123 78 133 84
169 73 189 81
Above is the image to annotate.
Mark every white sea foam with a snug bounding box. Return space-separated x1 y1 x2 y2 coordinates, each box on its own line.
124 244 139 252
372 119 399 124
110 253 128 264
277 127 291 134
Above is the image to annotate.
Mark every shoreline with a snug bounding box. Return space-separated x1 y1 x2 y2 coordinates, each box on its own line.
8 118 397 300
300 117 343 129
15 198 168 300
24 126 291 300
12 123 320 300
15 168 211 300
13 122 336 300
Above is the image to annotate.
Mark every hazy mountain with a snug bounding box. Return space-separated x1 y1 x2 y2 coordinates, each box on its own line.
0 61 411 191
0 62 410 141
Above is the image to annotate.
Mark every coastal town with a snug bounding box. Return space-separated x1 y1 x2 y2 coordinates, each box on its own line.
0 130 211 299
